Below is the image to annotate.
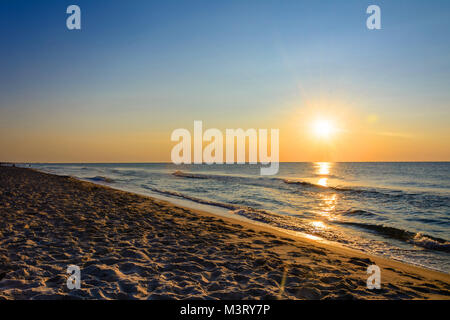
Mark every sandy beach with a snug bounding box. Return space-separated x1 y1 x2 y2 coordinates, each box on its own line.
0 166 449 300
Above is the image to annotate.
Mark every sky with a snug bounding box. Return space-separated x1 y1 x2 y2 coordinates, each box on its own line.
0 0 449 162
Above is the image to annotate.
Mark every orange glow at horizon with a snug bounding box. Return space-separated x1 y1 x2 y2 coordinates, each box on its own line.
278 95 450 162
1 96 450 163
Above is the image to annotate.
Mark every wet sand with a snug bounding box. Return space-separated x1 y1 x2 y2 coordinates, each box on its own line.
0 166 449 299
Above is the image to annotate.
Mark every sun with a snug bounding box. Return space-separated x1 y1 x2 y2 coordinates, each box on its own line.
313 119 335 138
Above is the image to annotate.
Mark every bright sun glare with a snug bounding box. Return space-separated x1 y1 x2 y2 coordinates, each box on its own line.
313 119 334 138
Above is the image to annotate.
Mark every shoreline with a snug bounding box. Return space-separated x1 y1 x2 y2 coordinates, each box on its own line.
77 176 450 281
42 167 449 275
0 166 449 299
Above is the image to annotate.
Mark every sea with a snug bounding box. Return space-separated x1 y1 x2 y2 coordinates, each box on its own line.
29 162 450 273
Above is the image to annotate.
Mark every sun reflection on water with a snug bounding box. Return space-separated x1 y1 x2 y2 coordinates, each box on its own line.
318 190 338 221
318 177 328 187
314 162 333 188
316 162 331 175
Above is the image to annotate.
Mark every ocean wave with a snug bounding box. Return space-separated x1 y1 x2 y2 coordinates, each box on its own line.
282 179 450 209
412 233 450 251
87 176 114 183
283 179 326 188
142 185 238 210
173 170 208 179
341 209 377 217
337 221 450 252
171 171 450 213
283 178 380 194
172 171 448 207
171 170 280 189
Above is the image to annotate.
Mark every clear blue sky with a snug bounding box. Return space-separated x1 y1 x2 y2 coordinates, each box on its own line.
1 0 449 162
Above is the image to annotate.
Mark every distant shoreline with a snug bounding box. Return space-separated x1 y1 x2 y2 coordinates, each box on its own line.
3 161 450 165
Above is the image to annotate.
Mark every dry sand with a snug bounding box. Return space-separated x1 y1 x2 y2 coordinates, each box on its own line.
0 166 449 299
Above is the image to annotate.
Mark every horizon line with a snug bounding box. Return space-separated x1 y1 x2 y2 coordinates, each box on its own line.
3 161 450 164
